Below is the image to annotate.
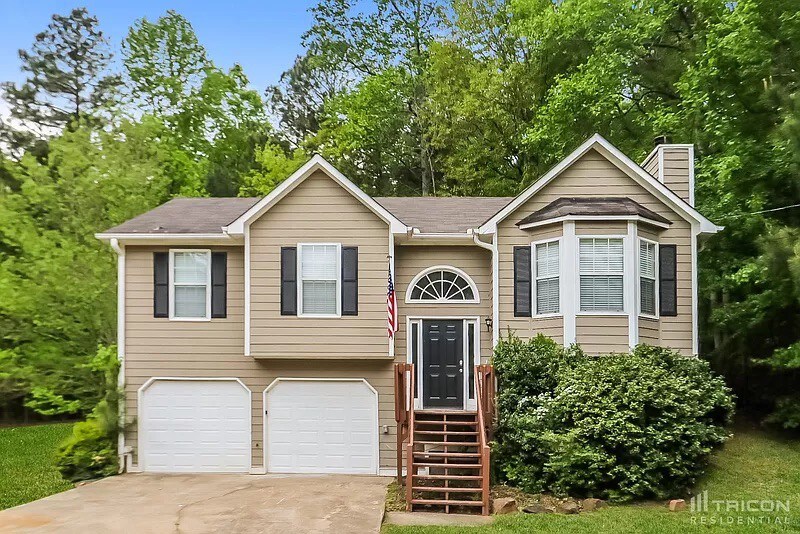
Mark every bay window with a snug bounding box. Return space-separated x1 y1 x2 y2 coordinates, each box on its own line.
639 240 657 316
579 238 624 312
534 240 560 314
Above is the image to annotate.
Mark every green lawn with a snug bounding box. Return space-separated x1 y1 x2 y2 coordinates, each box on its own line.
384 423 800 533
0 423 74 510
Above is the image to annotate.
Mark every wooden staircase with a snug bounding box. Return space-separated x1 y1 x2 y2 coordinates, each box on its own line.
394 363 495 516
406 410 487 513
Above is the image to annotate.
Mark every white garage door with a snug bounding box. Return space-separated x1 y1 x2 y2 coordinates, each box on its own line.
140 379 251 473
266 380 378 474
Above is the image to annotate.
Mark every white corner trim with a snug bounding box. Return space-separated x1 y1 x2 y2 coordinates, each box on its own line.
389 232 396 358
405 265 481 304
137 377 253 473
477 134 719 235
626 222 638 349
491 233 499 345
562 221 577 345
691 224 700 355
225 155 408 235
688 145 696 207
110 239 126 464
244 225 251 356
262 378 380 475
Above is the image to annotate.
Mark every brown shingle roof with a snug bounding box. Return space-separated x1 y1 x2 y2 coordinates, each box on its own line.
103 197 261 234
103 196 513 235
516 197 671 227
374 197 513 234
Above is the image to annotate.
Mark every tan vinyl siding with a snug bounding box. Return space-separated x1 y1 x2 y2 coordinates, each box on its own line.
661 148 692 204
249 170 390 358
576 315 629 354
393 246 492 364
639 316 659 345
642 151 659 178
498 222 564 344
124 251 396 471
575 221 627 235
498 149 694 355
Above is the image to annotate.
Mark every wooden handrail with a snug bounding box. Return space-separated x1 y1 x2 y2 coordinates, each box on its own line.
475 364 495 515
394 363 415 487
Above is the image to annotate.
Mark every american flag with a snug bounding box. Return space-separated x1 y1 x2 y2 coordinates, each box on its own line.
387 260 398 338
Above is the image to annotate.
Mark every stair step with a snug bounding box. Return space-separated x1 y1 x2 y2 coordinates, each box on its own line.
416 441 480 446
414 451 481 458
413 486 482 493
411 499 484 506
412 462 482 469
415 430 478 436
415 410 477 415
415 420 478 426
413 474 483 480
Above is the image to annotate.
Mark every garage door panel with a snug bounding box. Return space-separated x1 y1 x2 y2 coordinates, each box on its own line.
141 380 250 473
266 380 378 474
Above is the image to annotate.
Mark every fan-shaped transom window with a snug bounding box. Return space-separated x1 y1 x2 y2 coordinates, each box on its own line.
406 266 479 303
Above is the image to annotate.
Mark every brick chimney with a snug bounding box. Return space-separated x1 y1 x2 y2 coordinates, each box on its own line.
641 137 695 206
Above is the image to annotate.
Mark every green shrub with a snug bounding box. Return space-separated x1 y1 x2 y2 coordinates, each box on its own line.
55 345 120 482
493 335 735 501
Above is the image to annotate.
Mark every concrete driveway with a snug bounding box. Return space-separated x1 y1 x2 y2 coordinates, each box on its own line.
0 473 390 534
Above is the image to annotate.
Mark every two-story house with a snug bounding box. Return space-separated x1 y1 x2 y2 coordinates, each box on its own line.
97 134 719 494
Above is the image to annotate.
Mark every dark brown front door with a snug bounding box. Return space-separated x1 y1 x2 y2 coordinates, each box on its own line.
422 320 463 408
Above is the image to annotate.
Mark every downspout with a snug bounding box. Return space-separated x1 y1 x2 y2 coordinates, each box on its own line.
109 239 131 473
470 230 499 348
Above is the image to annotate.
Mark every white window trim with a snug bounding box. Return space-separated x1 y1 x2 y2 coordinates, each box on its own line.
405 265 480 304
531 238 562 318
638 237 659 319
168 249 212 321
297 242 342 318
576 235 628 316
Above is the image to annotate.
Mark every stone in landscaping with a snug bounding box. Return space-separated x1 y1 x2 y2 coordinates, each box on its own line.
556 501 580 514
523 503 553 514
669 499 687 512
493 497 518 515
581 498 607 512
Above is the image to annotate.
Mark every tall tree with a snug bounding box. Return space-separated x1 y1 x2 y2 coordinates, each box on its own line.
0 8 120 156
122 11 271 196
267 54 346 148
305 0 445 194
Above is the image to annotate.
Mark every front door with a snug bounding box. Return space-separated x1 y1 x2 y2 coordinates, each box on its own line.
422 320 464 408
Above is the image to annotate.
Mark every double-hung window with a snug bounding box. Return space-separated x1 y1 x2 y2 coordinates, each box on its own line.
170 250 211 319
298 243 340 316
639 240 657 316
579 238 624 312
534 240 560 314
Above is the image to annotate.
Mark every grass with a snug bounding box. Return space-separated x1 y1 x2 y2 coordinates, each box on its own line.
0 423 74 510
384 422 800 533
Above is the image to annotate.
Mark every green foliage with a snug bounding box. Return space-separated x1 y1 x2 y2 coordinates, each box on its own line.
55 345 120 482
493 335 735 501
238 143 308 197
0 8 120 154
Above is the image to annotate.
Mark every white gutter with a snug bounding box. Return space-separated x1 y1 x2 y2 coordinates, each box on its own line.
471 231 499 347
109 239 130 472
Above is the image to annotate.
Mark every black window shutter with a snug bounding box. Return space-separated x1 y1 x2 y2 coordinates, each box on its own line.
513 246 532 317
153 252 169 318
211 252 227 318
281 247 297 315
659 244 678 316
341 246 358 315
